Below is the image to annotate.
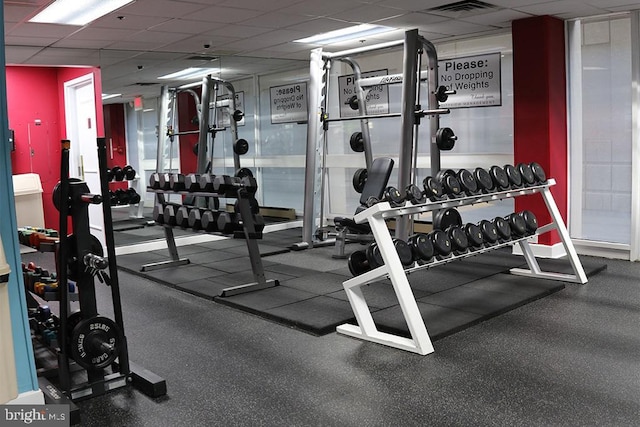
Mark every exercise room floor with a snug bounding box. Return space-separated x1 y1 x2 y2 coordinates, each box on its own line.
57 242 637 426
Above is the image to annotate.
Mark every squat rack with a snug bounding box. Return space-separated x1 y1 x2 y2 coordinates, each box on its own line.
298 29 450 249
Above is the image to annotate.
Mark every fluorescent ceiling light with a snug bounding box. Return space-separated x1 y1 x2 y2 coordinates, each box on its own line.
30 0 135 26
158 68 219 80
293 24 397 45
101 93 122 100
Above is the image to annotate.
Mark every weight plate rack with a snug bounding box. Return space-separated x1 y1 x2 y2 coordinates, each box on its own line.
336 178 587 355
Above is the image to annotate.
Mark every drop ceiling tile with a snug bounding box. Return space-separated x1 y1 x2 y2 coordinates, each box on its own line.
4 35 55 47
118 0 209 18
486 0 555 7
181 6 265 23
53 39 118 49
63 27 139 41
515 1 606 19
204 24 272 38
327 5 405 23
375 12 451 28
419 19 499 36
377 0 453 13
258 42 313 53
129 30 198 44
460 9 533 26
238 11 315 29
155 35 243 54
283 0 365 17
3 4 39 23
7 22 81 38
92 15 172 31
284 17 354 34
585 0 640 7
4 46 43 64
218 0 306 11
148 19 226 34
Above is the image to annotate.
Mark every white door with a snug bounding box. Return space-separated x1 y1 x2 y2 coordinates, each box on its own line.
64 74 106 250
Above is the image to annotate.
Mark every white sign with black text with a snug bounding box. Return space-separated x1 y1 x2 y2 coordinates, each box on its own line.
338 69 389 117
438 53 501 108
270 82 308 124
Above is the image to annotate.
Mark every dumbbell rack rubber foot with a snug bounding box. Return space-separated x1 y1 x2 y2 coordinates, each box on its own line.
336 179 587 355
144 188 278 297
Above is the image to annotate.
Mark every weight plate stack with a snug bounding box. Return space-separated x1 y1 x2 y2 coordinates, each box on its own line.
505 212 527 238
446 226 469 254
422 176 444 201
348 250 370 276
433 207 462 231
529 162 547 184
463 223 484 249
457 169 479 195
493 217 512 241
519 210 538 235
517 163 536 186
479 219 499 245
408 233 434 263
474 167 494 193
365 243 384 269
429 230 452 258
503 164 523 189
394 239 414 267
489 165 510 191
352 168 368 193
405 184 426 205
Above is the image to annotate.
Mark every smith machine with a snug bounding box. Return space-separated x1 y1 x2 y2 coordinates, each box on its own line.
295 29 453 250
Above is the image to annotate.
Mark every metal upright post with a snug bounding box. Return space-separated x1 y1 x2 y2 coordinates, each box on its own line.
197 76 212 174
340 57 373 170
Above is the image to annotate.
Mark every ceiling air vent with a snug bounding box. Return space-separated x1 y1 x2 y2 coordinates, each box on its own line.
186 55 218 61
427 0 499 17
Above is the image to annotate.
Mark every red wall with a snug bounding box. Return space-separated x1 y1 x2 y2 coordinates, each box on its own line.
104 104 128 191
177 91 199 174
7 65 104 229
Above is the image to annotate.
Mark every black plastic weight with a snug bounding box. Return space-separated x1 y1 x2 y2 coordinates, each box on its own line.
489 165 510 190
408 233 434 262
349 132 364 153
394 239 414 267
474 167 494 192
114 189 129 205
435 85 449 103
519 210 538 235
383 186 404 208
432 207 462 231
233 138 249 155
446 225 469 253
352 168 367 193
234 197 260 215
111 166 124 181
232 110 244 122
436 127 456 151
435 170 461 197
530 162 547 183
517 163 536 186
365 243 384 269
503 164 523 188
479 219 499 244
126 188 140 204
123 165 136 180
493 217 511 241
505 213 527 237
463 223 484 249
429 229 452 257
405 184 425 204
348 250 370 276
235 168 254 179
457 169 478 195
422 176 444 201
106 168 114 181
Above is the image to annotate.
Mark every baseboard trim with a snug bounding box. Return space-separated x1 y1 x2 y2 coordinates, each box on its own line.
7 389 45 405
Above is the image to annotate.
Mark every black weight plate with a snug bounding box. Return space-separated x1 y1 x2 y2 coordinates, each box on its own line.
474 167 494 192
405 184 425 204
506 213 527 237
433 208 462 231
447 226 468 252
66 234 104 280
529 162 547 183
352 168 368 193
479 219 498 244
442 175 462 196
436 127 456 151
519 210 538 234
233 138 249 155
349 131 364 152
365 243 384 269
504 164 523 187
365 196 379 208
435 168 457 183
52 178 83 214
457 169 478 194
489 165 509 190
71 316 122 370
464 223 484 248
493 217 511 240
422 176 443 200
235 167 254 179
234 197 260 215
429 230 452 257
409 233 434 261
394 239 414 266
385 186 404 207
517 163 536 185
348 250 369 276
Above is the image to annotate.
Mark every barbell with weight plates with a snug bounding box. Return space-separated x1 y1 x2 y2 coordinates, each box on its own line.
70 315 122 370
349 131 365 153
503 164 523 189
233 138 249 155
408 233 434 263
65 234 104 281
435 85 450 103
435 127 457 151
432 207 462 231
352 168 367 193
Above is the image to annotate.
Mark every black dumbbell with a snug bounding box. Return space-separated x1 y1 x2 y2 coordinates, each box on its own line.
217 212 241 234
408 233 434 263
233 138 249 155
445 225 469 254
153 204 165 224
394 239 414 267
127 188 141 204
109 190 117 206
114 188 129 205
149 173 161 189
112 166 125 181
503 164 523 189
157 173 172 191
489 166 510 191
252 214 265 233
518 210 538 235
175 206 191 228
463 223 484 250
365 243 384 269
348 249 371 276
422 176 444 201
405 184 426 204
493 217 511 241
478 219 499 245
185 173 201 192
474 167 494 193
123 165 136 180
457 169 479 195
429 229 452 258
529 162 547 183
106 168 114 182
505 212 527 238
517 163 536 186
435 169 462 198
234 197 260 215
163 204 179 226
383 186 405 208
353 168 367 194
187 207 206 230
169 174 186 191
214 175 258 197
202 210 221 232
198 174 216 192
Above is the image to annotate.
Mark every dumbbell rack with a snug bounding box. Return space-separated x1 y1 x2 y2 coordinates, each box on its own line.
145 188 277 297
336 179 587 355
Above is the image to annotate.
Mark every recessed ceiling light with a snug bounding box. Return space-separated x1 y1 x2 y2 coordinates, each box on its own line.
293 24 398 45
158 68 220 80
30 0 135 26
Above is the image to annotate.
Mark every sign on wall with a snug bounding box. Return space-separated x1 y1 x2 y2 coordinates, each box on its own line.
217 91 245 128
338 69 389 117
438 53 502 108
270 82 308 124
